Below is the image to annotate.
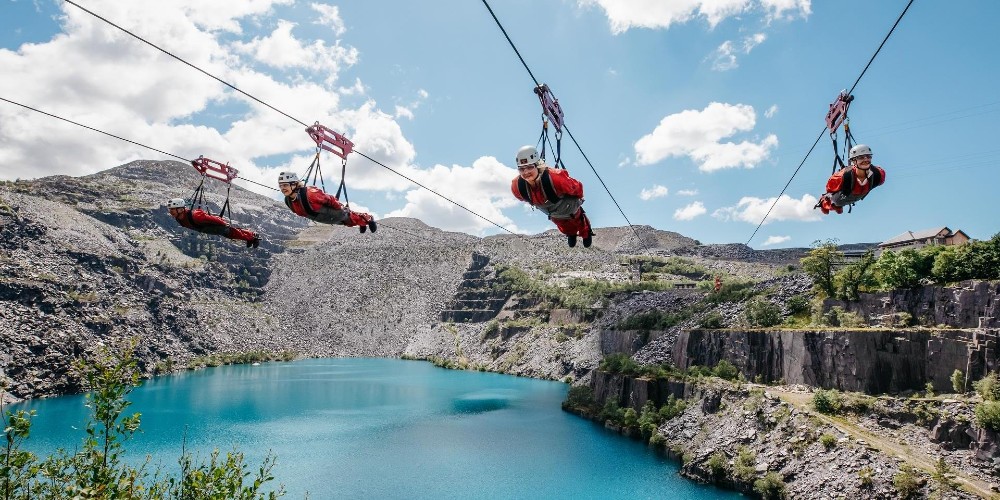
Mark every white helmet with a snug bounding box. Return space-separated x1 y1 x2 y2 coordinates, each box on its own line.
849 144 873 161
515 145 542 167
277 171 300 184
166 198 186 209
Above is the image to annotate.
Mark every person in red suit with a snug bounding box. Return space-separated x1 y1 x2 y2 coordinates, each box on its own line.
277 172 376 233
166 198 260 248
510 145 594 248
817 144 886 214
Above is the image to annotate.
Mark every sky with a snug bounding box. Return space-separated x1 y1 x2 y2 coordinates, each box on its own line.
2 0 998 248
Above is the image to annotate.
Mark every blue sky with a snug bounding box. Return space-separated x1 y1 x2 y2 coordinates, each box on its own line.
2 0 997 248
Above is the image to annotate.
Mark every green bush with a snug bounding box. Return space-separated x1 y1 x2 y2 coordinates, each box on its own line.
657 395 687 421
812 389 842 415
637 401 659 437
974 373 1000 401
893 464 921 499
706 451 727 479
617 309 690 331
858 466 874 488
975 401 1000 431
599 353 642 375
732 446 756 483
712 360 740 381
753 471 787 500
699 311 724 329
0 340 284 499
745 298 782 328
951 369 966 394
564 385 595 410
786 295 810 315
819 433 837 450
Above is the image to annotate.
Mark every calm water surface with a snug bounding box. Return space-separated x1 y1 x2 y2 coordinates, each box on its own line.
16 358 737 499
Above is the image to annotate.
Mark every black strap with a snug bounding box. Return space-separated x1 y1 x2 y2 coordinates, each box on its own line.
295 186 320 217
334 158 349 208
189 177 207 209
539 169 559 203
516 177 531 204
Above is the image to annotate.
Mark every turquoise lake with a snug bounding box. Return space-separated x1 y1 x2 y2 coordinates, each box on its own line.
14 358 737 499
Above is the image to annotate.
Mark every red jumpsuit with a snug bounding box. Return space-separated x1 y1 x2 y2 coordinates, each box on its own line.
173 208 258 243
819 165 886 214
285 186 371 227
510 168 591 238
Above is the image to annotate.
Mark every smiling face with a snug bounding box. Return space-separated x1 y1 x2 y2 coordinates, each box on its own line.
517 163 539 182
852 154 872 170
278 182 297 197
167 206 184 217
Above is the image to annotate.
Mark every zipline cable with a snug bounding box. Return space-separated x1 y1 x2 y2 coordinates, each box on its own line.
745 0 916 245
0 96 541 247
481 0 652 254
62 0 532 244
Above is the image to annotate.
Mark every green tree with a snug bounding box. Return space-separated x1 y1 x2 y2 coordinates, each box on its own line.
875 248 934 290
637 401 659 438
712 360 740 381
745 299 782 328
753 471 787 499
975 401 1000 431
930 245 969 284
800 240 842 297
833 250 878 301
974 373 1000 401
1 341 284 499
812 389 842 415
951 369 966 394
893 464 921 499
1 392 37 499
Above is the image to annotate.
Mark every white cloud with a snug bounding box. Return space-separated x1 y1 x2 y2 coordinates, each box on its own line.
711 33 767 71
384 156 521 235
674 201 707 221
712 193 821 223
338 78 365 96
764 104 779 118
580 0 810 33
0 1 379 191
394 106 415 120
310 3 346 36
677 189 699 196
761 235 791 246
760 0 811 22
711 41 738 71
579 0 751 33
639 185 669 200
231 20 359 80
633 102 778 171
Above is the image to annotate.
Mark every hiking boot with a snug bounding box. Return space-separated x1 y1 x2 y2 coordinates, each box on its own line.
582 230 594 248
567 234 577 247
247 234 261 248
367 219 377 233
359 224 367 233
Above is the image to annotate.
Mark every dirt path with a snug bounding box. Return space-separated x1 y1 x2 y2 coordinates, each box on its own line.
770 388 996 499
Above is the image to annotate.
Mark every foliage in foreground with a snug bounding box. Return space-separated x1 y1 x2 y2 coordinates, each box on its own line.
801 233 1000 302
1 340 284 499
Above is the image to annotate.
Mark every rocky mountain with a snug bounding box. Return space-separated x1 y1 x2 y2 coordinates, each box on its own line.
3 159 780 400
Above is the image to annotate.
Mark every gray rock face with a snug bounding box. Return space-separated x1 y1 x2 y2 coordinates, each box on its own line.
830 280 1000 328
671 328 999 394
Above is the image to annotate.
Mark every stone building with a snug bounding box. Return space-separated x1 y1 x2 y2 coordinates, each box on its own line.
877 226 971 252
